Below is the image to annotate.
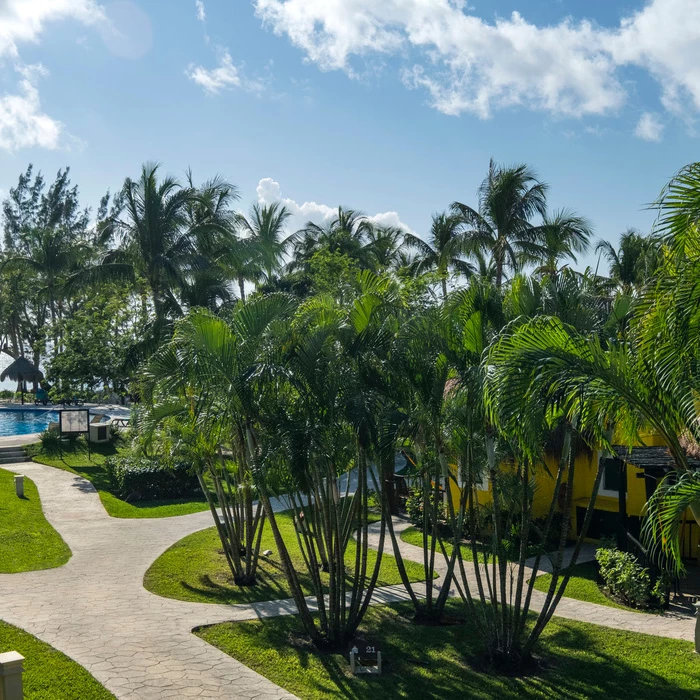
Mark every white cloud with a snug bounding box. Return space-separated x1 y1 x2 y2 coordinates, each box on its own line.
610 0 700 118
0 1 105 151
0 0 104 59
196 1 206 23
635 112 664 142
187 51 242 94
0 64 63 151
253 0 700 122
256 178 416 235
187 50 269 95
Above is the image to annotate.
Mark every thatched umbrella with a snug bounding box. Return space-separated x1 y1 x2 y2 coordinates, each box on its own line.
0 357 44 405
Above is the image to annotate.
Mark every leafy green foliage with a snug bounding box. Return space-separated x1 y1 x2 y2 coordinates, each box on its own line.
595 546 654 609
28 439 208 518
104 455 200 501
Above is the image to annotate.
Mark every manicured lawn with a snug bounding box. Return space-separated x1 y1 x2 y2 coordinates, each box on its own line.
196 600 700 699
0 468 70 573
26 440 208 519
532 561 630 611
0 620 115 699
145 511 428 605
401 525 475 561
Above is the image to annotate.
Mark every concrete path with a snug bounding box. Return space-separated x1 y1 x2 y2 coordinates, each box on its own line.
368 519 696 642
0 462 298 700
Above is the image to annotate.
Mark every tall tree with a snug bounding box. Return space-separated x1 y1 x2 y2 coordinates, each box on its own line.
87 163 237 337
595 228 660 293
452 160 548 287
237 202 293 286
404 212 474 298
532 209 593 276
289 207 375 274
0 166 93 373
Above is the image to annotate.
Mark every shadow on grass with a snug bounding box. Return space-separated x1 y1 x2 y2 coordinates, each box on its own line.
197 601 700 700
180 565 292 605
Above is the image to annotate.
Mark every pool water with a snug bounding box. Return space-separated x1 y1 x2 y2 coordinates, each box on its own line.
0 409 59 436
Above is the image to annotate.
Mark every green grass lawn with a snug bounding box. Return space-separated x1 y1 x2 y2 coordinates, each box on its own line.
26 440 208 519
145 511 427 605
0 620 115 700
196 600 700 700
400 525 475 561
0 468 70 573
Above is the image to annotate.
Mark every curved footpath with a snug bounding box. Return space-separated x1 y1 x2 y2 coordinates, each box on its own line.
0 462 695 700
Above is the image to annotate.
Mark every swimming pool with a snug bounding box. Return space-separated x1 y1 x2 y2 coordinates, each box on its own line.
0 409 59 436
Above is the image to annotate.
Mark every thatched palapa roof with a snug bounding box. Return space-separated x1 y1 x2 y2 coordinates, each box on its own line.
0 356 43 383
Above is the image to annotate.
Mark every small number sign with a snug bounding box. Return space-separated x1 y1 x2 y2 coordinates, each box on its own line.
349 639 382 675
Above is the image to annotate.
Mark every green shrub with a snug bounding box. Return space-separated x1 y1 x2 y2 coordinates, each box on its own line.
405 487 425 526
104 456 200 501
595 546 652 608
39 427 62 455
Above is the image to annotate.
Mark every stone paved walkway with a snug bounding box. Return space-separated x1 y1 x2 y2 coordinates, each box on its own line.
0 463 695 700
0 462 299 700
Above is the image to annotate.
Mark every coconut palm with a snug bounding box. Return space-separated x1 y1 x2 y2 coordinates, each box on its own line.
595 228 660 293
237 202 294 285
364 225 406 271
452 160 548 287
404 212 475 298
2 226 88 327
289 207 375 273
83 163 236 328
532 209 593 276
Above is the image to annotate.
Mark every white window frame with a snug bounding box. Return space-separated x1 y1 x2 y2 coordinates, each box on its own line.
598 454 625 498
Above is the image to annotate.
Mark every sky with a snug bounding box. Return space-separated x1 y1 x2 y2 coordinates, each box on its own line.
0 0 699 272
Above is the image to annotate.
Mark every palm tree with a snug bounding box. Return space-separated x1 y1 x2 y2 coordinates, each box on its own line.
364 225 405 271
532 209 593 276
595 228 660 293
143 295 297 586
177 263 233 313
289 207 375 273
83 163 236 330
237 202 294 285
452 160 548 287
2 226 87 327
404 212 474 298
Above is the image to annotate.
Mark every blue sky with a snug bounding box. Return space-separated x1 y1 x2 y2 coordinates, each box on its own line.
1 0 698 271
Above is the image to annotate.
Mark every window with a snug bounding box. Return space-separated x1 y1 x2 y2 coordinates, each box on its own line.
599 456 624 498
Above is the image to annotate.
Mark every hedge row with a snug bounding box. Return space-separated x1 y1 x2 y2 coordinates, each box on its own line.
104 456 201 501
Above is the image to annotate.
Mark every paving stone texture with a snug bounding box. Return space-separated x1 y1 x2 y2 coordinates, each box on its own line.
0 461 695 699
